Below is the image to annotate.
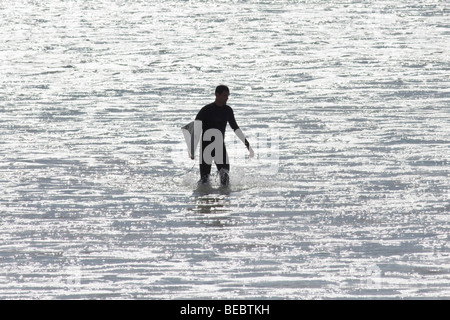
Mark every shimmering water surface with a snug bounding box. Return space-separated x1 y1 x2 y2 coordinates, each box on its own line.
0 0 449 299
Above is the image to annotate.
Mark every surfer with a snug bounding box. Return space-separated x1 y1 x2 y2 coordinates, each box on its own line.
191 85 254 186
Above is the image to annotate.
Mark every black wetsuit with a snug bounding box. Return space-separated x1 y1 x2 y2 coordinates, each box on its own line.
195 103 240 185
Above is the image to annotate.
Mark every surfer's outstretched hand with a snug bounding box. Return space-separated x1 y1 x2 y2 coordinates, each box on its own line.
248 146 255 158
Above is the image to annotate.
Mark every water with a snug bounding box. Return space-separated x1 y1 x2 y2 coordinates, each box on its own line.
0 0 449 299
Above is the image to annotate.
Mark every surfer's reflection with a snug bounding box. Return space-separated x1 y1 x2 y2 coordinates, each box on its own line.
192 196 232 228
193 196 229 215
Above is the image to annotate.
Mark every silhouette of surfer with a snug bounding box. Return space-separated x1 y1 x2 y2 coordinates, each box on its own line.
191 85 254 186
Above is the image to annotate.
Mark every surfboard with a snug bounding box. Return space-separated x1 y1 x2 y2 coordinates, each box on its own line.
181 121 195 159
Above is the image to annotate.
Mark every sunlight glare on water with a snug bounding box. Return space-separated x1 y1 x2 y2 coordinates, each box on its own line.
0 0 449 299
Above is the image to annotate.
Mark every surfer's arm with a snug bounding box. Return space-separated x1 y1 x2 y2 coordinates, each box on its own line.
228 107 254 158
234 128 255 158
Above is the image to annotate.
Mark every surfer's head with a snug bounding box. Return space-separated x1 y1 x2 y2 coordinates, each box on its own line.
215 85 230 106
215 85 229 95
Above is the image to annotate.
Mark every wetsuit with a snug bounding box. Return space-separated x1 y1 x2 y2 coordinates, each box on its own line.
195 102 246 185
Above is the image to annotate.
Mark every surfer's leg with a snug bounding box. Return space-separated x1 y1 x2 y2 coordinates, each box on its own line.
216 144 230 186
199 141 213 184
199 163 211 184
218 165 229 186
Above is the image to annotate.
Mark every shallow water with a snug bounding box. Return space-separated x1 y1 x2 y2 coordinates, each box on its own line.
0 0 449 299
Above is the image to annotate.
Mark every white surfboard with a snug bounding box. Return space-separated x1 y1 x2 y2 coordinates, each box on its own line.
181 121 195 159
